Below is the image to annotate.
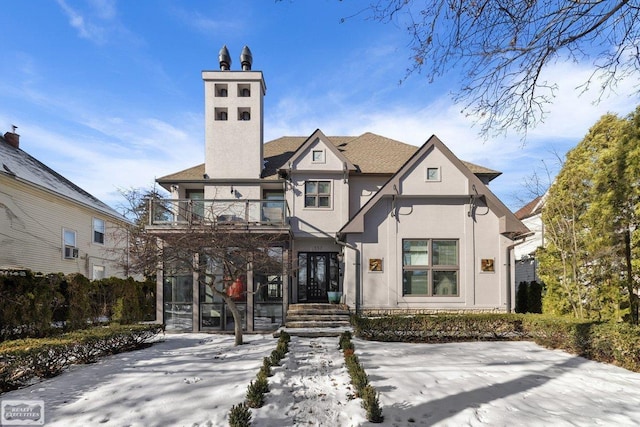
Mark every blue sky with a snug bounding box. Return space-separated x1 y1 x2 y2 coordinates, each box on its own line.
1 0 638 212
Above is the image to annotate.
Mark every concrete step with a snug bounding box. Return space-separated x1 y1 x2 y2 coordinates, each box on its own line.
274 326 351 338
285 303 352 330
287 308 350 316
287 303 349 312
286 314 350 322
285 320 351 329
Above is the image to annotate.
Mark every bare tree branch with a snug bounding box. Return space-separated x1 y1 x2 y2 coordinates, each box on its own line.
363 0 640 138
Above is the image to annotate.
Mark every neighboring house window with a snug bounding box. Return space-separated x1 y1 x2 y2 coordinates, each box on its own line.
426 167 441 181
63 228 78 259
312 149 325 163
304 180 331 208
92 265 105 280
93 218 105 244
402 239 458 296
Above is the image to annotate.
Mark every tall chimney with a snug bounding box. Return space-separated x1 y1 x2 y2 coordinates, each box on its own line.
3 129 19 149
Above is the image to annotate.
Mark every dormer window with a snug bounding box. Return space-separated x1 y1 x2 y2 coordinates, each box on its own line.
312 149 325 163
426 167 441 181
238 84 250 97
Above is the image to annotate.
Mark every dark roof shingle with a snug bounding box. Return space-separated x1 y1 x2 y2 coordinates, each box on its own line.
157 132 501 183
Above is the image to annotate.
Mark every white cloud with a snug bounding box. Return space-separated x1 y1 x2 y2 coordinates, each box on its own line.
56 0 107 44
89 0 117 20
264 56 640 211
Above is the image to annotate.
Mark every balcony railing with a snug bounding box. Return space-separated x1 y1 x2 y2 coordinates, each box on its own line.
148 198 289 227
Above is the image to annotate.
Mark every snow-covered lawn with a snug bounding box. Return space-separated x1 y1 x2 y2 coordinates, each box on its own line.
2 333 640 426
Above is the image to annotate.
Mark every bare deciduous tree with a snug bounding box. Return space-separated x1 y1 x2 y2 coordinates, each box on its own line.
362 1 640 137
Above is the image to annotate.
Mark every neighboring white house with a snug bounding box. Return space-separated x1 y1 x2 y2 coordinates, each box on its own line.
0 131 130 279
148 46 529 332
514 196 545 285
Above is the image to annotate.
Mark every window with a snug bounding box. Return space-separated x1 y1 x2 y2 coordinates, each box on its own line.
238 84 251 97
402 239 458 296
92 265 105 280
238 108 251 120
93 218 105 244
63 228 78 259
215 84 228 97
312 149 325 163
304 180 331 208
426 167 440 181
215 108 228 121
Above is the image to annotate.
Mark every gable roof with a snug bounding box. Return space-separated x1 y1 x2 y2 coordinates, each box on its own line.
283 129 356 172
157 132 501 184
0 135 126 221
514 196 544 220
339 135 529 239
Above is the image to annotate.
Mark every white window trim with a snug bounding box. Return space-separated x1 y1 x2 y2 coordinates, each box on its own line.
63 228 78 260
92 264 106 280
311 149 326 164
93 217 105 245
303 180 332 209
402 238 459 297
426 166 441 182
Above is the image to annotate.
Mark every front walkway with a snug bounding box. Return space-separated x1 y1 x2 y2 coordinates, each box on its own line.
251 336 365 426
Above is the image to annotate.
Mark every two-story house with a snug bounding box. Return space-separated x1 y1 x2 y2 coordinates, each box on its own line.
0 130 130 279
148 46 529 332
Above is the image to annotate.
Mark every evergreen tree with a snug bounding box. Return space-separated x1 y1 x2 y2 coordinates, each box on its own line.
540 110 640 323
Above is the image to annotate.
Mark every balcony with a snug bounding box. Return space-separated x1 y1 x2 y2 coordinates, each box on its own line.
147 198 289 229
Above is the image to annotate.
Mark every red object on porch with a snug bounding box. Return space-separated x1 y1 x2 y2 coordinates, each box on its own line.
227 276 246 301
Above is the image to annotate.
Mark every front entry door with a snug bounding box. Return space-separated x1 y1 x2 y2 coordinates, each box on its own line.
297 252 339 302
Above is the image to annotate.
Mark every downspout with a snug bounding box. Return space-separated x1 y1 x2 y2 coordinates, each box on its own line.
505 244 513 313
505 233 532 312
335 235 360 314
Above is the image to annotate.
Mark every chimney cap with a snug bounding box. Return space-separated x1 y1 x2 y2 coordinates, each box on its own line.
218 45 231 70
240 46 253 70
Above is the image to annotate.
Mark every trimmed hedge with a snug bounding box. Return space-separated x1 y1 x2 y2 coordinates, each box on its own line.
339 331 383 423
0 272 156 341
352 313 640 372
227 331 291 425
0 324 163 392
352 313 524 342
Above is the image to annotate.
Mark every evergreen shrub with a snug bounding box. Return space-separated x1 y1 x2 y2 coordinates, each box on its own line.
0 272 155 342
339 330 384 422
361 384 384 423
228 402 252 427
352 314 640 372
245 377 269 408
0 324 162 392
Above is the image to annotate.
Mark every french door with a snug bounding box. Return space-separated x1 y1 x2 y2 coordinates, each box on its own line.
297 252 339 302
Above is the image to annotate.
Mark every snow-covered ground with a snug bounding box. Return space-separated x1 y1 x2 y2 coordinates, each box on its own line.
2 333 640 426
